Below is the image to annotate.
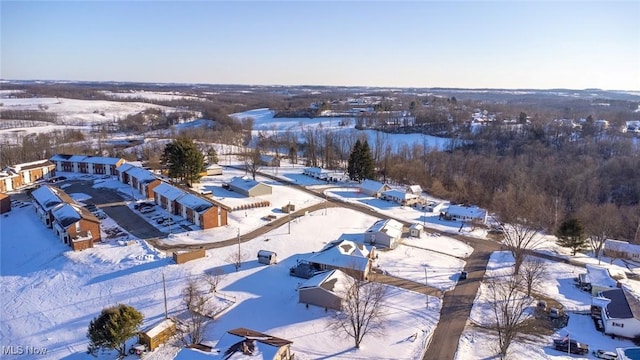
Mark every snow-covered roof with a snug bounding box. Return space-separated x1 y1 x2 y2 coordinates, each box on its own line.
173 348 215 360
366 219 403 239
304 167 327 175
382 189 418 201
176 193 213 213
125 166 157 183
31 185 66 210
51 203 82 227
445 205 487 219
299 269 349 294
9 159 54 172
142 318 175 338
586 264 619 289
206 164 222 170
116 163 135 172
604 239 640 254
50 154 123 165
410 223 424 231
228 177 266 192
407 185 423 194
198 328 291 360
153 182 186 201
360 179 387 194
307 240 371 272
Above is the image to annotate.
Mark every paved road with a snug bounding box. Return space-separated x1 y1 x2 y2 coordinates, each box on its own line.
63 181 165 239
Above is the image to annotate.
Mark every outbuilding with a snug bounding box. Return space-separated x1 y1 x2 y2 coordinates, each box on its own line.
227 177 272 197
257 250 277 265
205 164 223 176
138 318 176 351
410 223 424 237
359 179 391 198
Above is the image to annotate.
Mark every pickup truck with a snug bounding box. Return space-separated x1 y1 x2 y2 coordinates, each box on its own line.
553 338 589 355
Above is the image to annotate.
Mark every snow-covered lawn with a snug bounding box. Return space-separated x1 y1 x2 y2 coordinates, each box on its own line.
456 251 637 360
1 200 443 359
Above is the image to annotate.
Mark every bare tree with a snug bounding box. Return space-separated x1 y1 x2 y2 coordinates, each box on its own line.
577 203 621 263
487 276 533 359
176 279 212 346
330 271 386 349
242 147 262 180
205 267 227 294
518 257 547 297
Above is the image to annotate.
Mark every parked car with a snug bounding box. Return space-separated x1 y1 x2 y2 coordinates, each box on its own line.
139 207 155 214
459 271 468 280
553 338 589 355
549 307 560 319
595 349 618 359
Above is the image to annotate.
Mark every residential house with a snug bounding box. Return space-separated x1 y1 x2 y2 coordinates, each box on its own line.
153 182 229 229
31 185 100 251
50 154 125 175
444 205 488 224
359 179 391 198
303 167 326 179
622 120 640 134
603 239 640 262
153 182 186 215
406 185 423 195
50 202 100 251
173 328 294 360
0 159 56 192
586 264 620 296
306 240 375 280
226 177 272 197
205 164 223 176
381 189 420 206
592 287 640 339
175 193 228 229
121 165 161 199
260 154 280 167
299 269 349 310
364 219 404 249
0 193 11 214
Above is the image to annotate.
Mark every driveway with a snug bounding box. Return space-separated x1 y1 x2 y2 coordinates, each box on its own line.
63 181 165 239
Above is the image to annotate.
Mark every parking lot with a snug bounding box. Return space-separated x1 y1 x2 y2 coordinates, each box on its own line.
62 180 167 240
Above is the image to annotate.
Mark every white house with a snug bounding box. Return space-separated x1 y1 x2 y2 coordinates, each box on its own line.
586 264 620 296
298 269 349 310
306 240 375 280
406 185 423 195
593 287 640 339
381 189 420 206
444 205 488 224
359 179 391 198
603 239 640 261
364 219 404 249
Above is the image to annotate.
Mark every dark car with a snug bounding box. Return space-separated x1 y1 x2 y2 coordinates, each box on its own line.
460 271 468 280
553 338 589 355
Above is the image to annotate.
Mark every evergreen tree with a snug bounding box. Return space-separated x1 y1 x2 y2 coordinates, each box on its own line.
87 304 144 357
207 147 218 164
162 137 205 186
359 140 375 180
556 218 587 255
348 139 363 181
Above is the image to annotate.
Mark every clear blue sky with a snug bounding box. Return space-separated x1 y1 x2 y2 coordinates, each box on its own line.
2 1 639 90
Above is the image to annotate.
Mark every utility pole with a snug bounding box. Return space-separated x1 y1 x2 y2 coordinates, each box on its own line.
425 267 429 309
162 272 168 319
237 228 241 270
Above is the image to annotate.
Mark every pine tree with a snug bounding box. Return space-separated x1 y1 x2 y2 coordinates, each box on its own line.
359 140 375 180
556 218 587 255
162 137 205 186
87 304 144 357
348 139 362 181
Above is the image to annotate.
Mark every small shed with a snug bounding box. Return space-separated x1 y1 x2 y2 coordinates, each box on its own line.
138 318 176 351
258 250 277 265
173 249 206 264
205 164 223 176
409 223 423 237
0 193 10 214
